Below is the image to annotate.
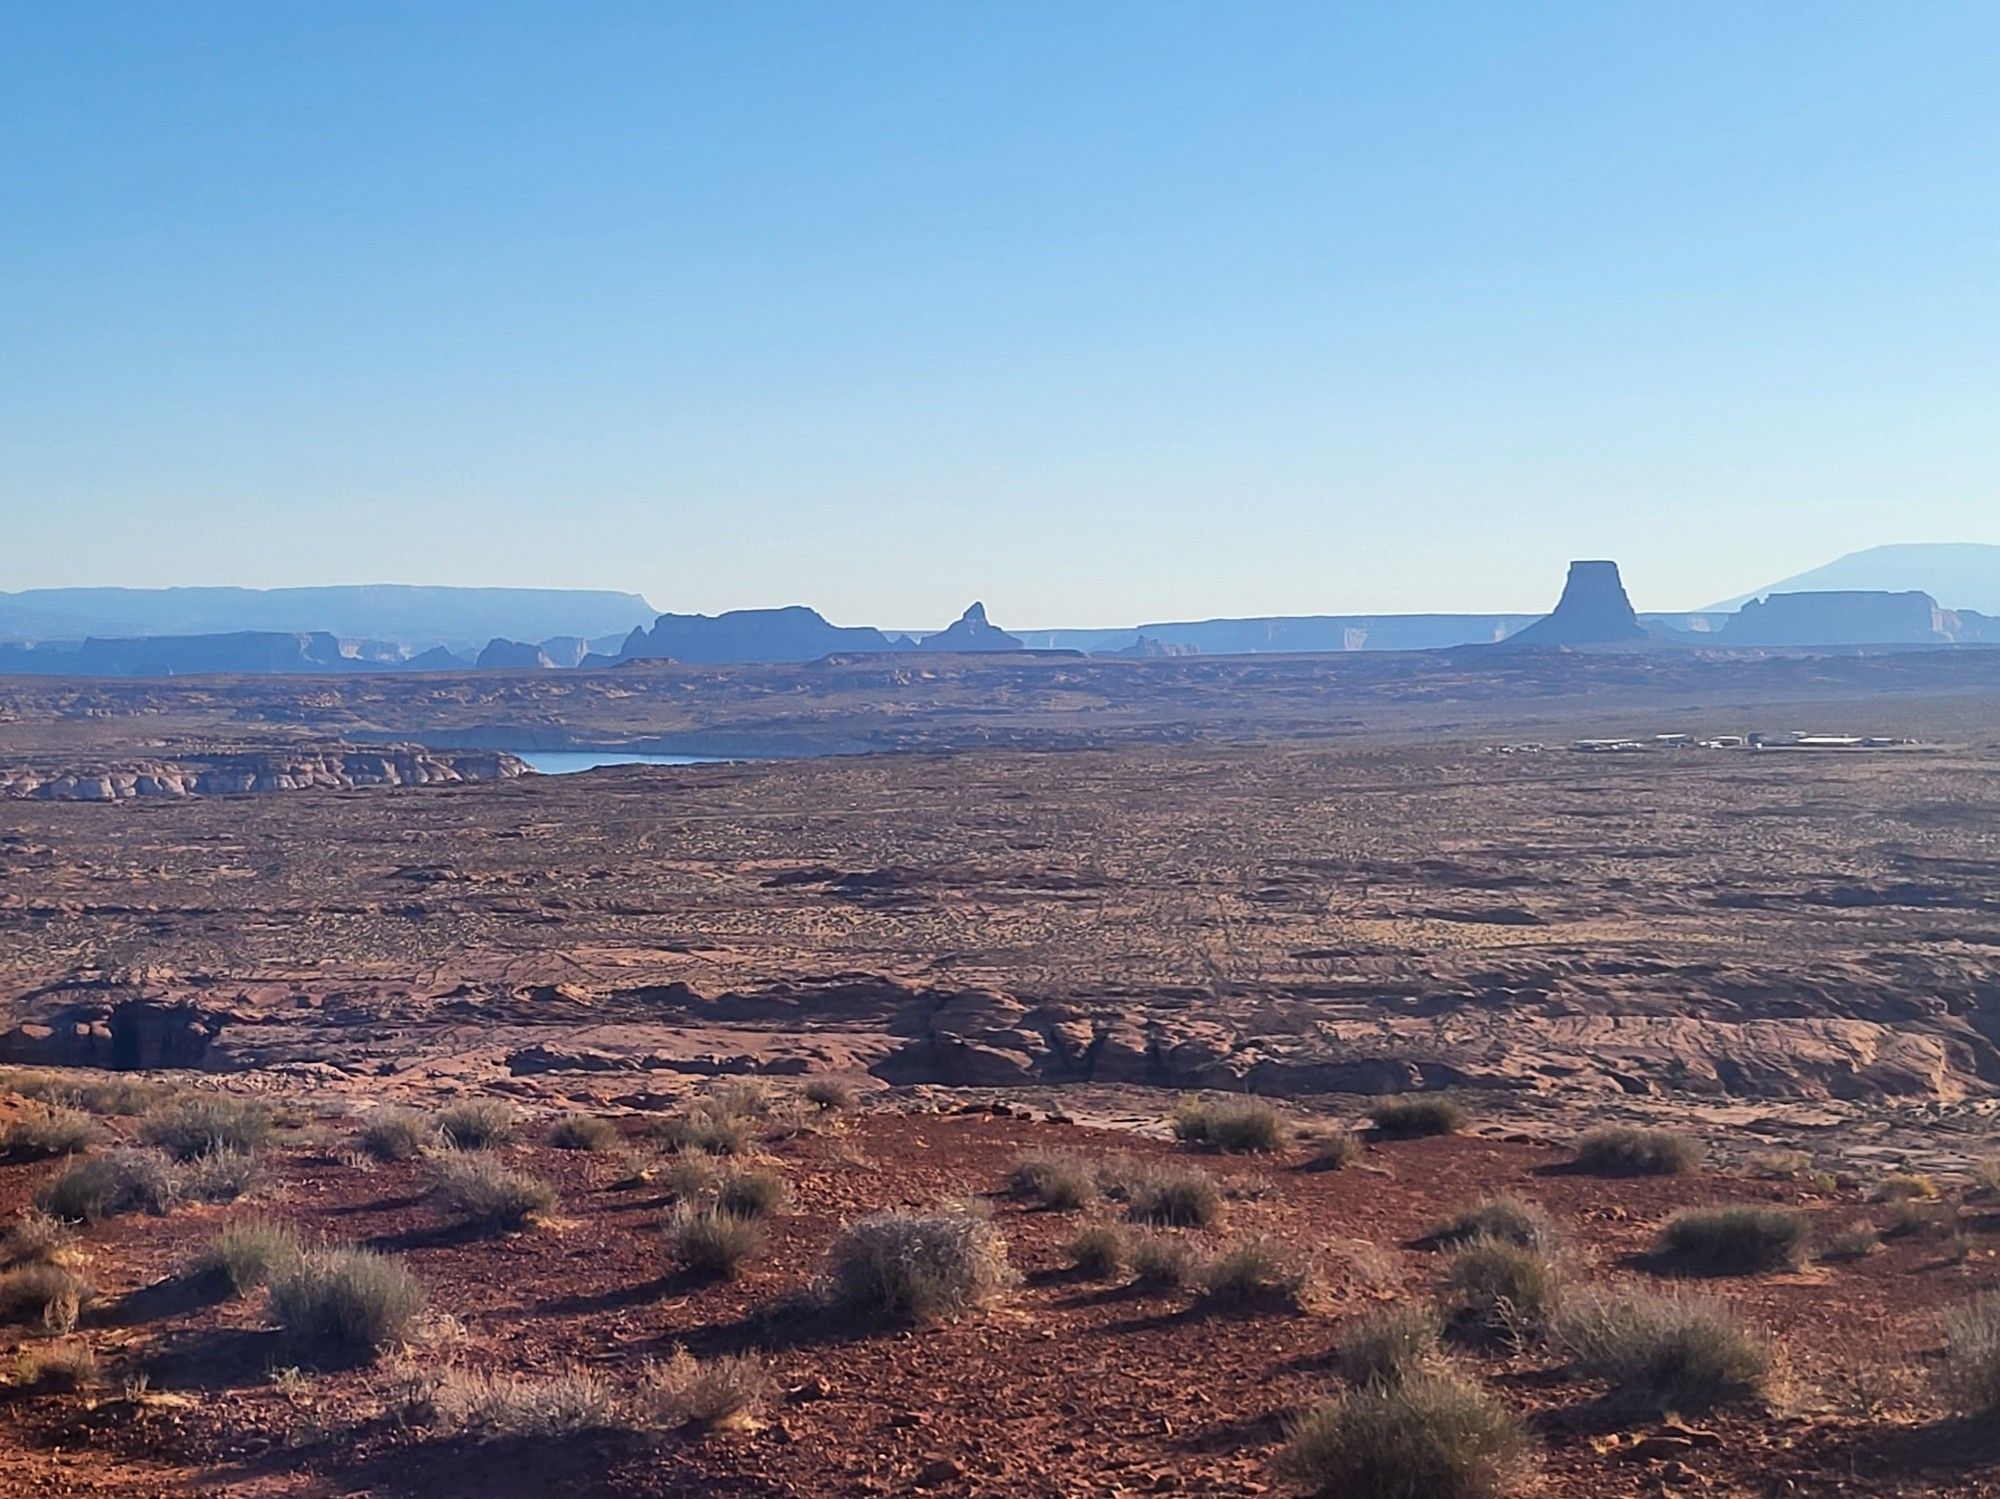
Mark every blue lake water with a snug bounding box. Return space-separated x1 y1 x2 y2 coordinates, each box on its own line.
513 751 729 774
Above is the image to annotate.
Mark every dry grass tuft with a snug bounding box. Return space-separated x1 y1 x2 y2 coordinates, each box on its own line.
1554 1288 1773 1415
1117 1162 1223 1228
1654 1205 1809 1275
1197 1235 1315 1311
357 1107 438 1162
664 1204 766 1279
0 1105 102 1162
1302 1128 1363 1172
1170 1096 1288 1153
194 1220 304 1296
1937 1293 2000 1413
1005 1152 1098 1210
825 1208 1014 1326
1573 1126 1701 1177
1336 1304 1444 1386
0 1211 75 1269
1368 1096 1466 1140
548 1114 621 1153
803 1077 856 1112
432 1364 623 1437
1443 1238 1565 1344
139 1096 273 1161
435 1100 518 1150
268 1248 425 1358
643 1348 771 1430
0 1263 92 1331
1063 1223 1131 1279
1275 1371 1529 1499
37 1148 177 1223
1128 1230 1200 1290
1434 1197 1559 1253
429 1153 557 1232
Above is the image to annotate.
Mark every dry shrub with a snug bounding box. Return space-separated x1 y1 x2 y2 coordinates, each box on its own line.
1119 1163 1222 1227
432 1365 622 1437
1573 1126 1701 1177
0 1211 74 1268
664 1204 765 1278
1434 1198 1558 1253
139 1096 274 1161
194 1220 304 1296
803 1077 855 1112
1171 1096 1288 1153
1655 1205 1809 1275
825 1208 1013 1326
1970 1158 2000 1199
1885 1198 1955 1239
436 1100 518 1150
1006 1152 1098 1210
1937 1293 2000 1413
704 1079 771 1120
430 1153 556 1232
0 1105 101 1161
716 1167 789 1220
1875 1172 1940 1202
1302 1129 1363 1172
548 1114 621 1153
0 1263 91 1331
1063 1223 1130 1279
661 1152 725 1203
269 1248 425 1358
1337 1304 1443 1386
1820 1222 1883 1262
1443 1238 1565 1344
1275 1371 1528 1499
37 1148 177 1223
649 1103 755 1157
2 1070 172 1117
13 1339 98 1392
1742 1148 1813 1181
1368 1096 1466 1140
357 1107 437 1162
643 1348 770 1430
1554 1288 1773 1415
1197 1236 1314 1311
177 1147 266 1204
1129 1230 1199 1290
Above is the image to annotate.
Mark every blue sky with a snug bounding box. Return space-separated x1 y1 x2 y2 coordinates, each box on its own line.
4 2 1997 625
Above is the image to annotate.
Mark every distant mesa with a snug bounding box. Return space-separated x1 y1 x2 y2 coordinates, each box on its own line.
1713 543 2000 615
475 637 557 670
612 605 895 665
917 602 1022 653
1499 560 1655 648
1720 589 1998 647
1112 634 1198 658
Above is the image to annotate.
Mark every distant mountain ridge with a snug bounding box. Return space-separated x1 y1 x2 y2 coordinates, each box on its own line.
1712 544 2000 614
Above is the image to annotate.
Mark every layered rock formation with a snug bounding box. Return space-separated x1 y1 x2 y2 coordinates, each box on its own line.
475 638 558 670
918 602 1023 652
1722 590 1949 647
610 606 895 665
1501 560 1656 648
0 745 525 800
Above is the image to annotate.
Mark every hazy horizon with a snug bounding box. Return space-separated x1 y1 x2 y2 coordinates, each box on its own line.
6 3 1999 624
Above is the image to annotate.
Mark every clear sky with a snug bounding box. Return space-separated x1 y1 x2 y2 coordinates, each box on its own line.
4 2 1997 626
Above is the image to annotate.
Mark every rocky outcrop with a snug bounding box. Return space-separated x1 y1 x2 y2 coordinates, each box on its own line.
0 998 223 1070
614 606 895 665
918 603 1023 653
1721 590 1950 647
1501 560 1655 648
0 745 526 800
475 638 557 670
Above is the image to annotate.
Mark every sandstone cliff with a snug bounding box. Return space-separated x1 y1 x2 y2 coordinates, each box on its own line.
0 745 525 801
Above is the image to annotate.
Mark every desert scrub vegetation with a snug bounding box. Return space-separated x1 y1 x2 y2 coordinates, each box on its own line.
2 1069 173 1117
660 1151 725 1202
1336 1304 1443 1386
803 1076 855 1112
435 1100 518 1150
1170 1096 1288 1153
1554 1289 1773 1415
1301 1128 1362 1172
432 1364 623 1438
548 1113 621 1152
643 1348 771 1430
1368 1095 1466 1139
194 1220 304 1296
1128 1230 1199 1290
0 1104 102 1161
269 1247 424 1358
356 1107 437 1162
1275 1370 1528 1499
1442 1239 1565 1344
1573 1126 1701 1177
0 1262 92 1331
1005 1151 1098 1210
1874 1171 1940 1202
1820 1221 1883 1262
648 1100 756 1156
1 1211 75 1268
716 1166 790 1220
12 1339 99 1392
139 1095 274 1161
1433 1197 1559 1253
177 1147 266 1204
1197 1236 1314 1311
429 1153 557 1232
37 1148 177 1223
664 1204 766 1278
1063 1223 1131 1279
1654 1205 1809 1275
1116 1162 1222 1227
825 1207 1014 1326
1936 1293 2000 1413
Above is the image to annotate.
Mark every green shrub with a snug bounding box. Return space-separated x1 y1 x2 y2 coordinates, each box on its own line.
1197 1236 1313 1310
825 1208 1013 1326
1654 1205 1809 1275
0 1262 91 1330
548 1114 621 1153
1573 1127 1701 1177
1274 1371 1528 1499
664 1204 765 1278
194 1220 304 1295
1120 1163 1222 1227
1443 1238 1565 1343
268 1248 425 1357
1006 1152 1098 1210
1063 1223 1130 1279
1368 1096 1466 1140
139 1096 273 1161
1171 1096 1287 1153
1336 1304 1443 1387
0 1105 102 1161
436 1100 518 1150
37 1148 177 1223
1434 1197 1558 1253
1937 1293 2000 1413
716 1167 789 1220
430 1153 556 1232
357 1107 437 1162
1554 1289 1772 1414
1303 1129 1363 1172
1128 1231 1199 1290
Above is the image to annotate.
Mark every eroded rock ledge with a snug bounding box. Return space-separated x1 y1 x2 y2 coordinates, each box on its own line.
0 744 526 800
